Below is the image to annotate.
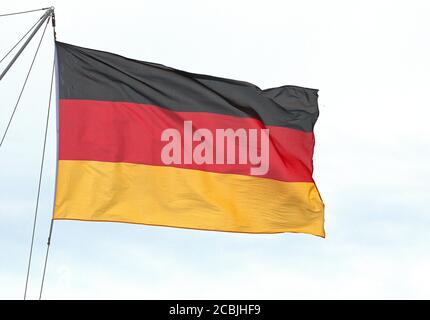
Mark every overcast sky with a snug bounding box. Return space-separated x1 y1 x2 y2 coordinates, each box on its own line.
1 0 429 299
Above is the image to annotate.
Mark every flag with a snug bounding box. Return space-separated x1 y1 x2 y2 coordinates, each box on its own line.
54 41 325 236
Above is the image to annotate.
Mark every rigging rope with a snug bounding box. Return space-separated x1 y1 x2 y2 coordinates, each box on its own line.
0 17 50 149
21 17 52 300
0 16 43 64
0 7 50 18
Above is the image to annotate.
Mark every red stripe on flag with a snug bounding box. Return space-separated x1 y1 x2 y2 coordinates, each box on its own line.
59 99 315 182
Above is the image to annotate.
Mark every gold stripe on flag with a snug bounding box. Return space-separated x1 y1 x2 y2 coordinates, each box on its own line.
54 160 325 236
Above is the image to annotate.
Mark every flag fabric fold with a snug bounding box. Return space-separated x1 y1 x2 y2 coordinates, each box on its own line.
54 41 325 237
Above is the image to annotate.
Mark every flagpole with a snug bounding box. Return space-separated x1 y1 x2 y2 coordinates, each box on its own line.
0 7 54 82
39 218 54 299
39 22 58 299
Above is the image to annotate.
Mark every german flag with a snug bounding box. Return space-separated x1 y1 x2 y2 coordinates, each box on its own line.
54 41 325 237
